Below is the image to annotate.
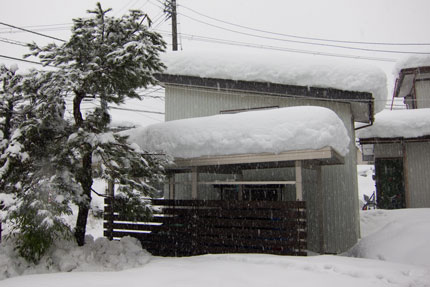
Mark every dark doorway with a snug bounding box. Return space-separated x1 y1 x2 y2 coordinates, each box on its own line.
375 158 406 209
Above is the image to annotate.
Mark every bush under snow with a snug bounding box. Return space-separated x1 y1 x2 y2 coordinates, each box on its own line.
0 236 150 280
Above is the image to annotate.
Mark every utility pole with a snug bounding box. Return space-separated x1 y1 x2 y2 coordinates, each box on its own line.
171 0 178 51
165 0 178 51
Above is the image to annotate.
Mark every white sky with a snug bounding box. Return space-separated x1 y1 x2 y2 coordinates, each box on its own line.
1 0 430 113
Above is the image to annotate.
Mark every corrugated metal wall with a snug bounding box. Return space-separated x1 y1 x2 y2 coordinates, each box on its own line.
165 85 360 254
405 142 430 207
415 79 430 109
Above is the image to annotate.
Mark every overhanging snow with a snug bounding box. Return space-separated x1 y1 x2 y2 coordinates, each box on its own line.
161 49 387 113
357 108 430 139
126 106 350 158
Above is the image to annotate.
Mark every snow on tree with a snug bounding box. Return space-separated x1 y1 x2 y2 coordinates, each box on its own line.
25 2 167 247
0 64 24 245
1 71 75 262
0 2 167 261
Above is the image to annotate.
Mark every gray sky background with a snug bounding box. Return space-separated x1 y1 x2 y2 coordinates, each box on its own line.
1 0 430 98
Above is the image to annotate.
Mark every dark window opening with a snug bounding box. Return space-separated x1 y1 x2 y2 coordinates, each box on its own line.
217 184 282 201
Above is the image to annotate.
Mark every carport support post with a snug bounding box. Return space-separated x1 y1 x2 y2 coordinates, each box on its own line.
295 161 303 201
169 173 176 200
191 167 199 199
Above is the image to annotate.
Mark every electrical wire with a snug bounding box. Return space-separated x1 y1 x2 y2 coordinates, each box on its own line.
178 13 430 55
156 30 397 62
0 21 66 42
0 37 28 47
179 4 430 47
0 54 51 66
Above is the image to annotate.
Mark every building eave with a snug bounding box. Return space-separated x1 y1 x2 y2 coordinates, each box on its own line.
156 73 374 123
359 135 430 145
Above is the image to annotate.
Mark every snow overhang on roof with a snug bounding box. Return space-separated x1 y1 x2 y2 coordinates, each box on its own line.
157 50 388 123
357 108 430 142
125 106 350 169
393 55 430 99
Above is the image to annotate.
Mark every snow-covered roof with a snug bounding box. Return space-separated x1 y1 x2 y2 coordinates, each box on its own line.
357 108 430 139
394 55 430 76
125 106 350 158
161 49 388 113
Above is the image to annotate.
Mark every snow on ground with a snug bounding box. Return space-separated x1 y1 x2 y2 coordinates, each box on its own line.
1 247 429 287
162 49 388 113
125 106 351 158
357 108 430 139
357 165 375 207
348 208 430 269
2 207 430 286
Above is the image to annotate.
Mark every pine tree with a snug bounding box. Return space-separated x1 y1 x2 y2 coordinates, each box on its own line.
1 70 75 262
26 3 167 246
0 64 23 243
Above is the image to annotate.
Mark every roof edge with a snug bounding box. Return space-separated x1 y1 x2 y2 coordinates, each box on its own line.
156 73 373 102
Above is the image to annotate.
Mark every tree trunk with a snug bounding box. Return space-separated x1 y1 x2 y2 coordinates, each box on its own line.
75 146 93 246
73 90 93 246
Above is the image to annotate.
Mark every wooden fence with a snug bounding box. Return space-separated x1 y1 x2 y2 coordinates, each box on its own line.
104 199 307 256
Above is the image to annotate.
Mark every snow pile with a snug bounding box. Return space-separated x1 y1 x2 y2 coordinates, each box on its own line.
357 108 430 139
347 208 430 268
125 106 350 158
161 49 388 113
0 236 151 280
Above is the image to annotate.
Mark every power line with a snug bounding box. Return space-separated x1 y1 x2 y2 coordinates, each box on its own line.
0 22 71 31
0 54 50 66
180 4 430 47
178 13 430 55
0 21 66 42
157 30 396 62
0 37 28 47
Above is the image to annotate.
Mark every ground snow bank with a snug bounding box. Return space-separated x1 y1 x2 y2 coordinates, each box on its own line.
346 209 430 268
0 236 150 280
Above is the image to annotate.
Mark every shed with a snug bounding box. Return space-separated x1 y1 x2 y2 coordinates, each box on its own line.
358 108 430 209
128 106 349 254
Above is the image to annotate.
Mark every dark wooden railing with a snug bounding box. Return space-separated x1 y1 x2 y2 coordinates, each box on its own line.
104 199 307 256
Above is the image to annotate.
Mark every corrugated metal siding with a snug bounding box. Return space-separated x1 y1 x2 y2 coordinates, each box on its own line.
374 143 403 158
415 80 430 109
165 85 360 253
405 142 430 207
